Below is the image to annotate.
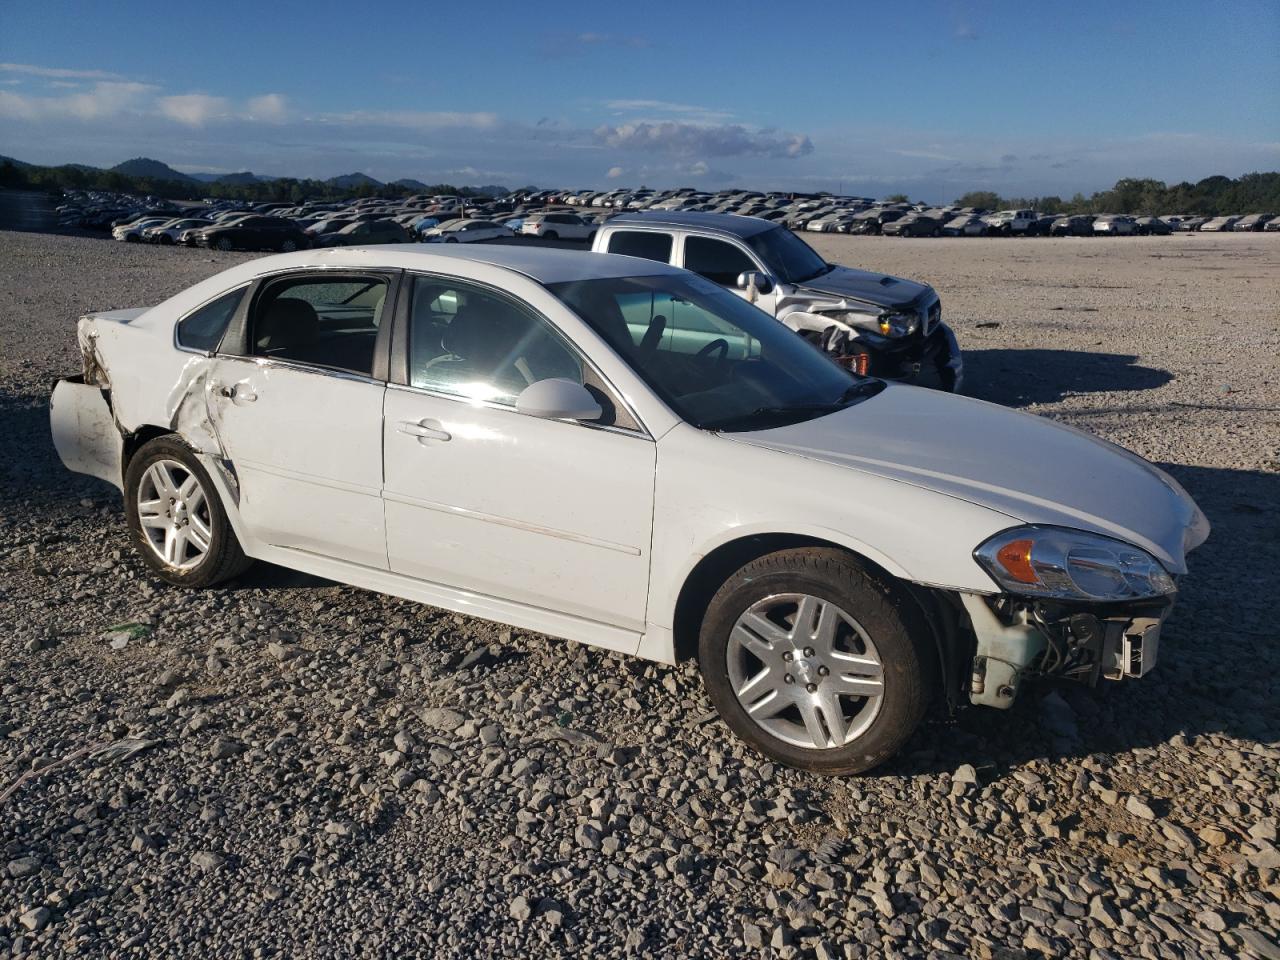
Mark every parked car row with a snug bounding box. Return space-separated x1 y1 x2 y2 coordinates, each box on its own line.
59 189 623 252
58 186 1279 256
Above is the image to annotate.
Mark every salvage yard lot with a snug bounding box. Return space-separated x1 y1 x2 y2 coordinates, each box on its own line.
1 227 1278 958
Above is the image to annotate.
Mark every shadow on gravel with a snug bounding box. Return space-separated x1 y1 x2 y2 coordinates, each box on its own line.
963 348 1174 406
0 390 107 511
885 460 1280 781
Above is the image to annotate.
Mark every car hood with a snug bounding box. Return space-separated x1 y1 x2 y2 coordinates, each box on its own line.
795 265 931 309
728 384 1209 574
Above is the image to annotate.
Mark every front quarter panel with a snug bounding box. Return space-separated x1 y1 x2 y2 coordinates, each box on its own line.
647 423 1013 636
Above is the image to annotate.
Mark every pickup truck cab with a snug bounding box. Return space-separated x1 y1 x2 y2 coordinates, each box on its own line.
591 211 962 390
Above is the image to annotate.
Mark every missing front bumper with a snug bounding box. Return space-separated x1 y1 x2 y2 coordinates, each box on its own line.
961 593 1171 709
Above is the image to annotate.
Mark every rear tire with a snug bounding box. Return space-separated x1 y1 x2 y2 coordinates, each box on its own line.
544 230 559 240
697 548 933 774
124 436 252 588
216 237 233 251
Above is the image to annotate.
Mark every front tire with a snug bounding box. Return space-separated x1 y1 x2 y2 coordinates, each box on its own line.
124 436 252 588
280 238 298 252
216 237 233 251
697 548 933 774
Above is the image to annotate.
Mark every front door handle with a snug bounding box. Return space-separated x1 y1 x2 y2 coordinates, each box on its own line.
397 419 451 443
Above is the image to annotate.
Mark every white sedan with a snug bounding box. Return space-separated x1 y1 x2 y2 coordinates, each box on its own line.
112 217 172 242
421 219 508 243
519 212 596 241
50 246 1208 773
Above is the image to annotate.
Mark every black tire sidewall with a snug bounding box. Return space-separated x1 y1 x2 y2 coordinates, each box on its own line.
697 550 932 775
123 437 240 588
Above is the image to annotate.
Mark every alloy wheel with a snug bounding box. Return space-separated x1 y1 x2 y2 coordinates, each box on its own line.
136 459 213 570
726 593 884 749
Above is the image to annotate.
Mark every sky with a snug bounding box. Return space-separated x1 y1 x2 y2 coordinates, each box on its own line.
1 0 1278 201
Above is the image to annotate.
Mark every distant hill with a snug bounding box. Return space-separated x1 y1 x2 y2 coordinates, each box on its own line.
392 178 429 191
217 172 263 185
327 172 382 189
0 155 32 168
111 157 196 182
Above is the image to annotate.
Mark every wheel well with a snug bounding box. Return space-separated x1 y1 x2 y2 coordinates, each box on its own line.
671 534 970 709
672 534 894 661
122 424 174 472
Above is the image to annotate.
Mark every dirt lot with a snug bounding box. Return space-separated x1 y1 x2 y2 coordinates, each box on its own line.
1 220 1278 959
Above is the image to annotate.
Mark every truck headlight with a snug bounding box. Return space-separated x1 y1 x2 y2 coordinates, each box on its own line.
975 526 1176 601
878 312 918 338
830 309 917 338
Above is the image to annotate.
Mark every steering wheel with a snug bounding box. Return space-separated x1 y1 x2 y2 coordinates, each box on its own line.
696 338 730 363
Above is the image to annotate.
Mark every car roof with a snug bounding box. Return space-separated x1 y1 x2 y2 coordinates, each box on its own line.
606 210 776 238
200 244 686 289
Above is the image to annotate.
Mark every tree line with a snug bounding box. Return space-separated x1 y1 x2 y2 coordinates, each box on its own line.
952 173 1280 216
0 160 492 203
2 159 1277 215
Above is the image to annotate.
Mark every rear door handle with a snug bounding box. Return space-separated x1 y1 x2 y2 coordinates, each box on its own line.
217 383 257 404
397 419 451 443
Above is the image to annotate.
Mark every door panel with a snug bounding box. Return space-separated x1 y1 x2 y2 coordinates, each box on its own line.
383 387 655 636
208 359 387 568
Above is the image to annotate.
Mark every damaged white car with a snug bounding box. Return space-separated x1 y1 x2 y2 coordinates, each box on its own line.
51 245 1209 774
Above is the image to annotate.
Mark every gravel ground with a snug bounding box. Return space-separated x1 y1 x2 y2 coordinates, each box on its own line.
1 218 1278 959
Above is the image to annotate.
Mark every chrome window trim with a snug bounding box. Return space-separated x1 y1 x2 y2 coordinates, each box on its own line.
214 353 386 387
386 381 652 441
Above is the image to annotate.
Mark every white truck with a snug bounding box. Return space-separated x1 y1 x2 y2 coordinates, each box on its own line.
981 209 1038 235
591 211 962 390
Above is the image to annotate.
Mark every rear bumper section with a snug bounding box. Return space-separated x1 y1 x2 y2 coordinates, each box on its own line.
49 376 124 491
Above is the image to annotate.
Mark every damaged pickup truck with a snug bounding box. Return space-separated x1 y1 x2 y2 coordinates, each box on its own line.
591 211 963 390
51 245 1208 774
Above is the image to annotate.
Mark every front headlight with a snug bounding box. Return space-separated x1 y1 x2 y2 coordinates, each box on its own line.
829 309 917 338
878 312 919 338
974 526 1175 601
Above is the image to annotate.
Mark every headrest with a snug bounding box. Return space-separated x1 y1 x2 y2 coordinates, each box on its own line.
257 297 317 350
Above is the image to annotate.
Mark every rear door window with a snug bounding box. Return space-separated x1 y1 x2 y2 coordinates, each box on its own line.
248 274 389 376
607 230 674 263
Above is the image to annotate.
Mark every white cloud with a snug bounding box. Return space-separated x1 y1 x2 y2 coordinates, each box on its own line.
246 93 288 122
0 62 129 81
158 93 230 126
604 99 733 123
594 121 814 159
320 109 499 130
607 165 625 178
0 81 154 121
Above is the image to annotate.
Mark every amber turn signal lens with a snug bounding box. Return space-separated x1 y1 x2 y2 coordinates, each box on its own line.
996 538 1038 583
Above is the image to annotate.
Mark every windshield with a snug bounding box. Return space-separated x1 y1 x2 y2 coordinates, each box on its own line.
744 226 831 284
547 274 881 431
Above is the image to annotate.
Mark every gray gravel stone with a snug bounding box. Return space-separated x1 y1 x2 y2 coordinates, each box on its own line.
0 228 1275 959
19 906 51 931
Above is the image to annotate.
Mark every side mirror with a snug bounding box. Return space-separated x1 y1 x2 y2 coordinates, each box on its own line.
515 379 602 422
736 271 774 295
